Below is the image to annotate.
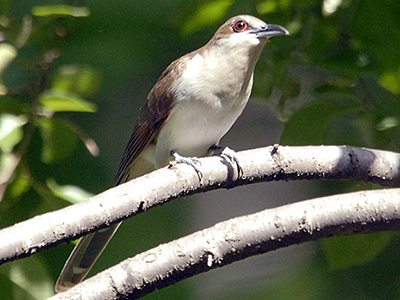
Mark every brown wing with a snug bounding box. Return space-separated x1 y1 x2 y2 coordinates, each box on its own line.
114 57 189 185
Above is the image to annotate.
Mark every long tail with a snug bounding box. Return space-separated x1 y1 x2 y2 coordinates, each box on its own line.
55 223 121 292
55 143 156 292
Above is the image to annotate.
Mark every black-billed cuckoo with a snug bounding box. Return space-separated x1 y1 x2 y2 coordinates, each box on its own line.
56 14 289 292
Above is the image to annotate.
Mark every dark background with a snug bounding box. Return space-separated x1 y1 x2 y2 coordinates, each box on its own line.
2 0 400 299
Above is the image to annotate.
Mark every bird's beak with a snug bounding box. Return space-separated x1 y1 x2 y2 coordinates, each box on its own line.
254 24 289 38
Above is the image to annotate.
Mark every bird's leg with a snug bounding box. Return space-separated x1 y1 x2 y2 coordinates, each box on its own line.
170 150 203 181
209 145 243 177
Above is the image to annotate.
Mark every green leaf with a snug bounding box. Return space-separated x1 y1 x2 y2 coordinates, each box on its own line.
8 166 31 198
0 43 17 96
182 0 233 35
0 114 27 152
39 90 97 113
379 68 400 95
0 98 28 115
356 75 400 117
0 153 16 182
31 5 90 17
280 102 343 145
39 117 79 163
256 0 278 15
52 65 101 98
0 43 17 75
46 178 93 204
0 255 54 299
377 116 400 131
325 116 369 147
321 232 394 271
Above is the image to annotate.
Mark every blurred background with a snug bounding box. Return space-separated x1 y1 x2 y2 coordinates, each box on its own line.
2 0 400 299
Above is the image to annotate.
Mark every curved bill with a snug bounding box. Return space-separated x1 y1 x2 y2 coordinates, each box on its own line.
255 24 289 38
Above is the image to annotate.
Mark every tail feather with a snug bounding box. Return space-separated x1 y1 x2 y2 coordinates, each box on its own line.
55 144 157 292
55 223 121 292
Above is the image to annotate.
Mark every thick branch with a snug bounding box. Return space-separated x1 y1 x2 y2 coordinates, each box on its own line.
49 188 400 300
1 145 400 264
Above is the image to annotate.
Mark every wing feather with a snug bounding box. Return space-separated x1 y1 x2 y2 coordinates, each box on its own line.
114 57 190 185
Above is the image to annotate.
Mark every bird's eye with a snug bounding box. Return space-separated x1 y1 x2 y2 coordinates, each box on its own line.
232 19 248 32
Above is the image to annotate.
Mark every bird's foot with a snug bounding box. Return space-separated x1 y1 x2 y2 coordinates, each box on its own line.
210 145 243 178
170 150 203 181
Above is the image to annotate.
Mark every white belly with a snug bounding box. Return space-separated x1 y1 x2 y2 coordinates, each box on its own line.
154 98 246 167
154 49 257 167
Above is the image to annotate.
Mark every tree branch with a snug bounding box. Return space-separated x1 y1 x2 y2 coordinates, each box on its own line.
1 145 400 265
48 188 400 300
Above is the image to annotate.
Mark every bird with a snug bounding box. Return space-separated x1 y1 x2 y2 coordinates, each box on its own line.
55 14 289 292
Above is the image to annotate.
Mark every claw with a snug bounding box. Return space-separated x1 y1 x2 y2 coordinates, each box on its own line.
220 147 243 178
210 145 243 178
170 150 203 181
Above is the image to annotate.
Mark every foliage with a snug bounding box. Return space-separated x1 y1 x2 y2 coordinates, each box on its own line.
1 0 400 299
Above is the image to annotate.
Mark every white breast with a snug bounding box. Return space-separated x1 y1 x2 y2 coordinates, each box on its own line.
154 38 264 167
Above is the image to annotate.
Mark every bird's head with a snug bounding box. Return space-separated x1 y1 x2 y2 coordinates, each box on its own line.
211 15 289 49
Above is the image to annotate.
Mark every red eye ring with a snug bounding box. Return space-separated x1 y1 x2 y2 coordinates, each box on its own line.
232 19 248 32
